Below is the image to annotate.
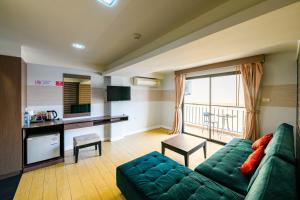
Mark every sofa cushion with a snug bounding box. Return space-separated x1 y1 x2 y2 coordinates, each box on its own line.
265 123 295 163
252 133 273 150
225 138 253 152
248 123 295 191
240 146 265 174
117 151 244 200
245 156 296 200
194 145 252 195
247 154 271 191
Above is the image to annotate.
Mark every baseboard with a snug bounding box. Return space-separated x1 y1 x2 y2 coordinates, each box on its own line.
0 171 21 181
109 135 124 142
126 125 162 136
102 137 110 142
63 125 172 146
159 125 172 130
126 125 172 136
108 125 171 141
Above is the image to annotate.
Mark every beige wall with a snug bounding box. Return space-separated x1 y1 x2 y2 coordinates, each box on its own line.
160 50 298 133
260 51 297 134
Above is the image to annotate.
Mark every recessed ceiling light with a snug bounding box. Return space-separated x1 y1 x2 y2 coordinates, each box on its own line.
97 0 118 7
72 43 85 50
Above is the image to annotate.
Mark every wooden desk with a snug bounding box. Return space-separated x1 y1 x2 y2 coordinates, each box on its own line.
22 115 128 172
63 115 128 130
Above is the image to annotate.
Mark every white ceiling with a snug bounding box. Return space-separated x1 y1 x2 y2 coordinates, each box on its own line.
104 1 300 77
0 0 229 70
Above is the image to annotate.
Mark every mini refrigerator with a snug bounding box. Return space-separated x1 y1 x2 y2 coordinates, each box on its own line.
27 132 60 164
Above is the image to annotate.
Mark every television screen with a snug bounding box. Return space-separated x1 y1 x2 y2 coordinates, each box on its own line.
107 86 131 101
70 104 91 113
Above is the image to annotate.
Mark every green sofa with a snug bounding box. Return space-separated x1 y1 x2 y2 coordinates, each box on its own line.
116 123 296 200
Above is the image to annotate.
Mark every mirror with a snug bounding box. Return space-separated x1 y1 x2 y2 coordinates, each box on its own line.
63 74 91 118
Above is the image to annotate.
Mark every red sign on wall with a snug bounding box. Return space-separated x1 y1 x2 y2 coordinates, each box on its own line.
55 81 64 86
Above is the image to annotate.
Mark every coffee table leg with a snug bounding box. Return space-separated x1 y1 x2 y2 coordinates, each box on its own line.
161 144 165 155
203 142 207 159
75 147 79 163
184 154 189 167
98 142 102 156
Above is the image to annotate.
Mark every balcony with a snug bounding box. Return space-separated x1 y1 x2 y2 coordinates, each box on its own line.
183 103 245 143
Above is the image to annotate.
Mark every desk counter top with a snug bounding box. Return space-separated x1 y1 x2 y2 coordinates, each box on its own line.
23 120 64 129
22 115 129 129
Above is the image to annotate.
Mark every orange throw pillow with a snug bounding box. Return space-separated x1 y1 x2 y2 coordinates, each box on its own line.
240 146 265 174
252 133 273 150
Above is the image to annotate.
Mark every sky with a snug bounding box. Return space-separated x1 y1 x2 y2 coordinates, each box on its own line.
184 74 244 107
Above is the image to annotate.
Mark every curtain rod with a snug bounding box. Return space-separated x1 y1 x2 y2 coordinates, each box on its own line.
175 54 265 75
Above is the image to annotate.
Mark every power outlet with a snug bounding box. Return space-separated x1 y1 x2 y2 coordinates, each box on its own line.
262 97 271 103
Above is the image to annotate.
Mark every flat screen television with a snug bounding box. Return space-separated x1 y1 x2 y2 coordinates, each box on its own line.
107 86 131 101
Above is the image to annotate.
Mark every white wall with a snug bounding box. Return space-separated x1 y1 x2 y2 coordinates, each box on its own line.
27 64 105 150
27 64 104 118
105 76 163 141
27 64 165 149
161 73 175 129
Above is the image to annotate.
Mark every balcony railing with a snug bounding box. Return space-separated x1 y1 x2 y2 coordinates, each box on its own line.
184 103 245 137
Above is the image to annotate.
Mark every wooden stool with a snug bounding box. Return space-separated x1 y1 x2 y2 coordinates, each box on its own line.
73 133 101 163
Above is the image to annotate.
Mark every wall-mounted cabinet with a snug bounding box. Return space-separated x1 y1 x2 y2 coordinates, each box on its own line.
0 55 27 180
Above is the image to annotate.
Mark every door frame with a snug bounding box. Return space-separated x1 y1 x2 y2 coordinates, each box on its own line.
182 71 240 145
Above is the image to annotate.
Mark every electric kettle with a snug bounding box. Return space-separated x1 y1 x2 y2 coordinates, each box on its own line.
46 110 58 120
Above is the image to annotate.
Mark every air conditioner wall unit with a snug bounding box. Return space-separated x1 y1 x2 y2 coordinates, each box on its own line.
132 77 160 87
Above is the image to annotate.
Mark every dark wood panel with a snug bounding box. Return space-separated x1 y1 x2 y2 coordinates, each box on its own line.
63 74 90 80
63 82 78 114
297 55 300 197
21 60 27 125
0 55 24 178
64 121 93 130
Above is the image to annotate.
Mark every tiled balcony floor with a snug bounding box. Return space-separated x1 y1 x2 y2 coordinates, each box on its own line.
184 124 242 143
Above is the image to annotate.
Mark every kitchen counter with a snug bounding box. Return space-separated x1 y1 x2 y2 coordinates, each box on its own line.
22 115 129 172
23 119 64 129
22 115 129 130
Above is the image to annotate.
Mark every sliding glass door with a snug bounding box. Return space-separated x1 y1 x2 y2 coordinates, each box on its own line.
183 77 210 139
183 72 245 144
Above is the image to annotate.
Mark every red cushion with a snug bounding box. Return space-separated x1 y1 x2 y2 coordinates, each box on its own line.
240 146 265 174
252 133 273 150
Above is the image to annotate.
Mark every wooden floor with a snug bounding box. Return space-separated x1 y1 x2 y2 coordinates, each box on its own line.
14 128 222 200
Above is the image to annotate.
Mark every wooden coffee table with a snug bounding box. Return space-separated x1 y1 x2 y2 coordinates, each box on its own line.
161 134 207 167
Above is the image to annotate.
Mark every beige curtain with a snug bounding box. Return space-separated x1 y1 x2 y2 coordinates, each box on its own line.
170 74 186 134
240 62 263 141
